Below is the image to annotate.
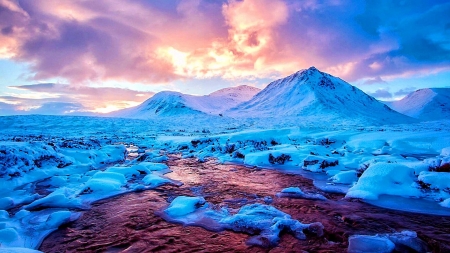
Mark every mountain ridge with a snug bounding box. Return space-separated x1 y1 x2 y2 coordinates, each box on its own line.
387 88 450 120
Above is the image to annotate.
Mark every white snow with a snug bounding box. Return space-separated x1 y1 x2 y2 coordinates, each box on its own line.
164 196 206 217
348 234 395 253
348 231 428 253
161 197 323 247
276 187 327 200
387 88 450 120
346 163 421 200
111 85 260 118
1 67 450 252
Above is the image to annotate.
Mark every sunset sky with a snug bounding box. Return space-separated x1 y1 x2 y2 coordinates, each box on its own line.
0 0 449 115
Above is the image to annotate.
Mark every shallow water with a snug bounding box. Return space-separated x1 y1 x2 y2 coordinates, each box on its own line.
40 156 450 252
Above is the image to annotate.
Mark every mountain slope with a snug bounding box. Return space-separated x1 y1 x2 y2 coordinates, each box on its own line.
110 85 260 118
387 88 450 120
227 67 413 124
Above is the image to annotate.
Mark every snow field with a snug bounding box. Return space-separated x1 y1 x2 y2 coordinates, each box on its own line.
0 140 179 250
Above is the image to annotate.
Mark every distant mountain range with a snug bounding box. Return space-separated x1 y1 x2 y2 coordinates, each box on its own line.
110 85 260 118
385 88 450 121
110 67 449 124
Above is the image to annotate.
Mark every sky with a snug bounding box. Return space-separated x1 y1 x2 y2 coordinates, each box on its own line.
0 0 449 115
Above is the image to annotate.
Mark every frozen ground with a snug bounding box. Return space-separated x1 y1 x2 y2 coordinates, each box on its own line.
1 115 450 252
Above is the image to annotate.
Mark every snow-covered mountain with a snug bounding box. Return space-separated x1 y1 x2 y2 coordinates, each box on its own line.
227 67 413 124
387 88 450 121
110 85 260 118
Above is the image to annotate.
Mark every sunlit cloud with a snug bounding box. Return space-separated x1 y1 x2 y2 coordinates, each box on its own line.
0 0 450 115
4 83 155 114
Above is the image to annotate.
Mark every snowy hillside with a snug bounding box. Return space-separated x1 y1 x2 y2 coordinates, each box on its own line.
227 67 412 124
387 88 450 121
111 85 260 118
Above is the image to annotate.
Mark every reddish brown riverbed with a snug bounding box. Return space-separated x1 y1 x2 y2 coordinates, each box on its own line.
40 156 450 252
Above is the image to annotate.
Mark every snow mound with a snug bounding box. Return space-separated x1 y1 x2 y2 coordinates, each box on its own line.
346 163 420 200
164 196 206 217
388 88 450 120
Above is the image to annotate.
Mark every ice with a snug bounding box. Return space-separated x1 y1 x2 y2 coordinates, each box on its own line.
44 211 73 228
346 163 421 200
348 235 395 253
142 174 172 188
106 166 141 179
441 147 450 156
386 231 429 253
0 198 14 210
440 198 450 208
83 171 127 192
24 188 83 210
0 228 20 246
136 162 171 174
328 170 357 185
0 210 9 220
161 197 323 247
164 196 206 217
0 248 43 253
276 187 327 200
348 231 428 253
0 208 80 249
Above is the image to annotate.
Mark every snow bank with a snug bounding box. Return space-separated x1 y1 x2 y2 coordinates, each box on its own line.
346 163 420 200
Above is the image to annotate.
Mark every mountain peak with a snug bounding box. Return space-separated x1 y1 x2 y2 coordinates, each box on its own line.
228 68 413 124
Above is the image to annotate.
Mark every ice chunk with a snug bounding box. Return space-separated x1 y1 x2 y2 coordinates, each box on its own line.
106 166 141 179
418 171 450 190
346 163 421 200
281 187 304 194
0 248 43 253
328 170 357 185
441 147 450 157
0 228 20 246
276 187 327 200
440 198 450 208
25 187 82 210
136 162 170 174
45 211 72 228
83 171 126 192
348 235 395 253
142 174 172 188
386 231 429 253
0 210 9 221
220 204 323 247
164 196 206 217
0 197 14 210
